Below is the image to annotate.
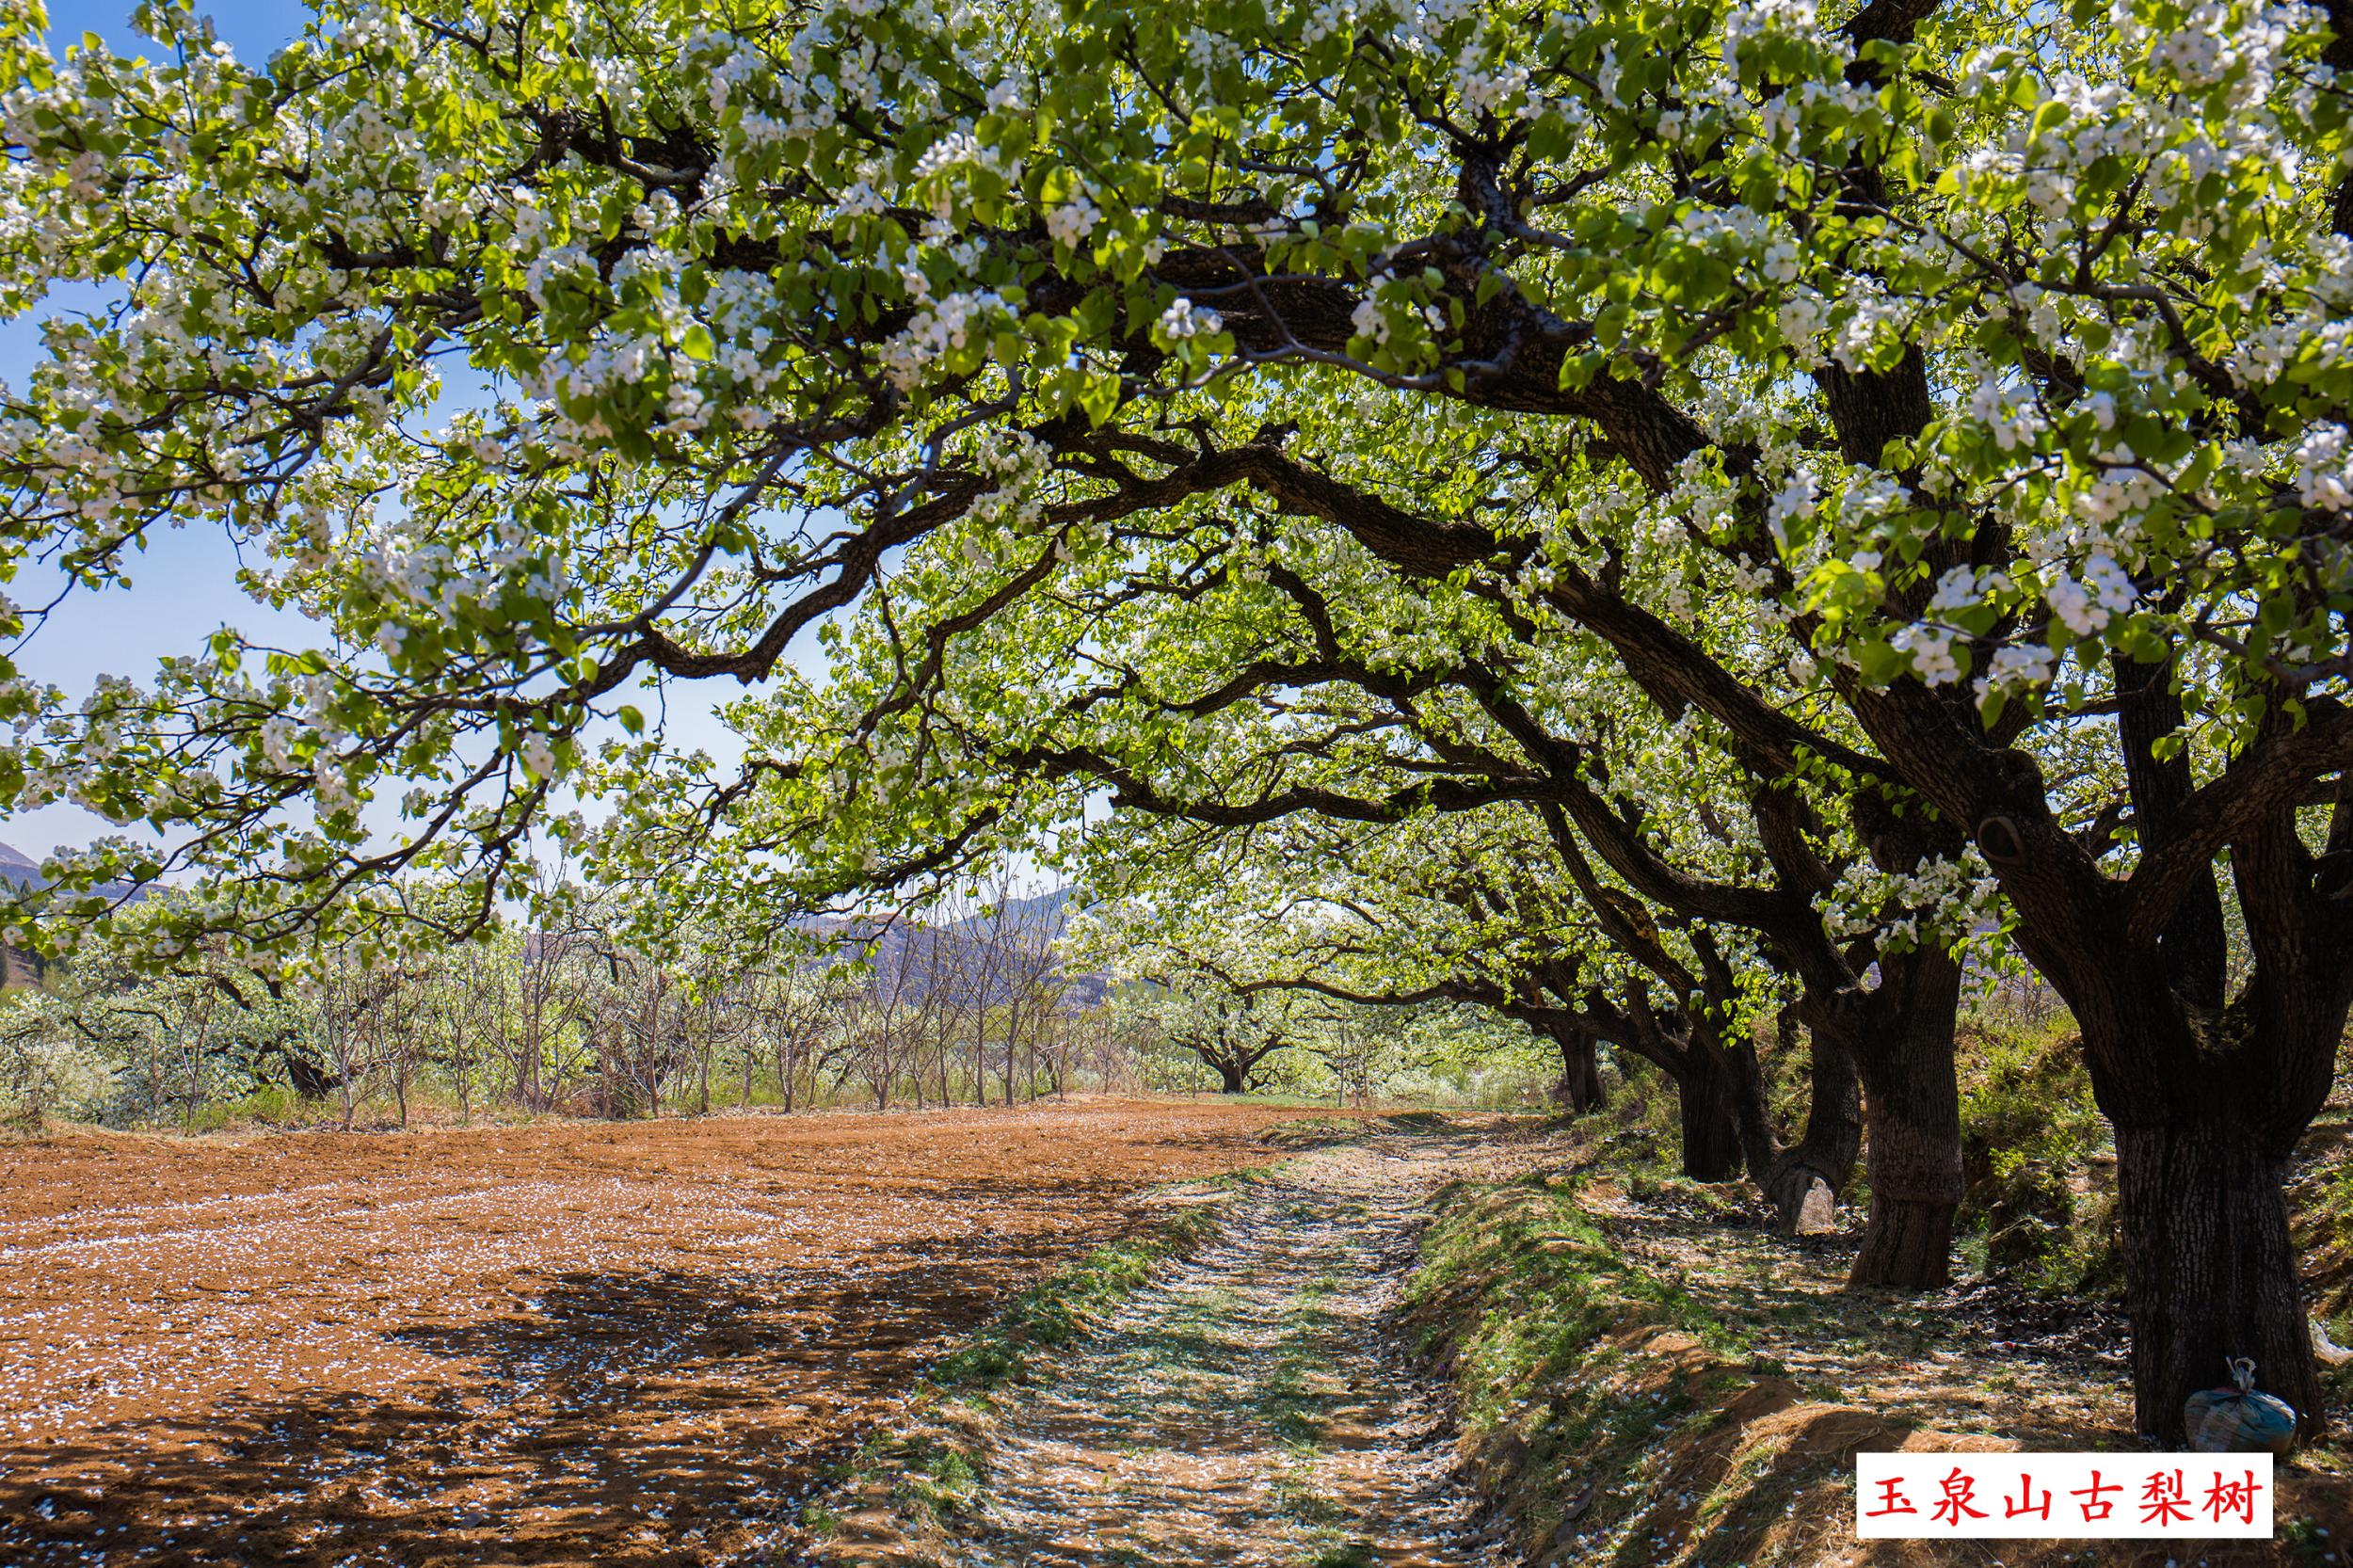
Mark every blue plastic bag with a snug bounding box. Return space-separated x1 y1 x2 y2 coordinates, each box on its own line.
2184 1357 2297 1454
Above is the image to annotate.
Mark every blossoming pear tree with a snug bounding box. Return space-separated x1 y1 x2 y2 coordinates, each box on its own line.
718 540 1968 1273
1073 886 1551 1096
5 0 2350 1437
1070 794 1860 1202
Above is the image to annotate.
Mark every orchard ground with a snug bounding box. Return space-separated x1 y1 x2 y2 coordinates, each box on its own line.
0 1096 1338 1568
8 1094 2353 1568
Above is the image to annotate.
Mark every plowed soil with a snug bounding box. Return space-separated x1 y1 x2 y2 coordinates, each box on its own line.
0 1097 1325 1567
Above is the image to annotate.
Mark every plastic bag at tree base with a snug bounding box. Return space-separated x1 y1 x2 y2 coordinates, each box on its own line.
2184 1357 2298 1455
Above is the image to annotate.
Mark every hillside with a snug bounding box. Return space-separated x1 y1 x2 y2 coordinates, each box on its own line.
790 888 1108 1009
0 842 43 889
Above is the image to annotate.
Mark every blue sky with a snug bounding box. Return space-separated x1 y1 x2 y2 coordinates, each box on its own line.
50 0 312 64
6 0 765 858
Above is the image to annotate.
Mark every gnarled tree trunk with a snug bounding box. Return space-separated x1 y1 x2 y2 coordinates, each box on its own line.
2057 924 2341 1439
1948 679 2353 1436
2116 1115 2320 1439
1842 945 1966 1289
1673 1041 1745 1183
1733 1015 1863 1233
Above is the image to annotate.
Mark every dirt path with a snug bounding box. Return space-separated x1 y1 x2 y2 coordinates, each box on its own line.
949 1136 1510 1568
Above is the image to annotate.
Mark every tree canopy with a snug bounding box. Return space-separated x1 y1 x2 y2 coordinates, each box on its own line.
4 0 2351 1440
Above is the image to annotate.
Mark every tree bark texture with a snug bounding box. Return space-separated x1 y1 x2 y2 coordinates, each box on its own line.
2117 1120 2322 1441
1843 945 1966 1289
1552 1026 1609 1114
1732 1020 1863 1232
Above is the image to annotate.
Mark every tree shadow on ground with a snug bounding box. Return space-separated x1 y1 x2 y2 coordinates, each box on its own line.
1583 1192 2132 1450
0 1220 1129 1568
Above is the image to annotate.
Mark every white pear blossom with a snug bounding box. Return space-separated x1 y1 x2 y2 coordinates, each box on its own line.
2293 424 2352 511
1157 297 1222 341
1046 191 1101 248
1892 622 1961 685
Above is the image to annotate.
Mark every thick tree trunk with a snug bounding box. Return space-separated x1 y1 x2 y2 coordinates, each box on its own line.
1216 1059 1246 1095
1847 1102 1963 1288
1675 1046 1745 1183
2117 1119 2323 1441
1844 947 1965 1290
1849 1160 1959 1288
1554 1029 1608 1114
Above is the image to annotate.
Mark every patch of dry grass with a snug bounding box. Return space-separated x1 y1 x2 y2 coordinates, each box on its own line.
1408 1164 2353 1568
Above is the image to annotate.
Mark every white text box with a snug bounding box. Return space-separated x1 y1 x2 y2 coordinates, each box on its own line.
1855 1452 2273 1539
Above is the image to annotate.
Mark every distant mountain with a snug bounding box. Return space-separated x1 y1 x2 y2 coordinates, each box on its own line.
788 888 1107 1009
0 840 152 906
0 844 49 984
943 887 1077 937
0 842 41 888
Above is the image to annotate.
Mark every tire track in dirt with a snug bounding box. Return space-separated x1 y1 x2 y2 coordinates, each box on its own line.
952 1136 1512 1568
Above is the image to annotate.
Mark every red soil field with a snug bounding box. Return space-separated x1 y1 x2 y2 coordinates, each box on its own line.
0 1097 1321 1566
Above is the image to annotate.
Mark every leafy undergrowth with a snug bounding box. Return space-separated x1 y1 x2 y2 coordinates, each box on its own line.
1257 1112 1379 1150
1953 1022 2120 1295
801 1169 1261 1565
2291 1111 2353 1340
1406 1168 2353 1568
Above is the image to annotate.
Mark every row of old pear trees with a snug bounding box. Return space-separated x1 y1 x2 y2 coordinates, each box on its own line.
2 0 2347 1444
